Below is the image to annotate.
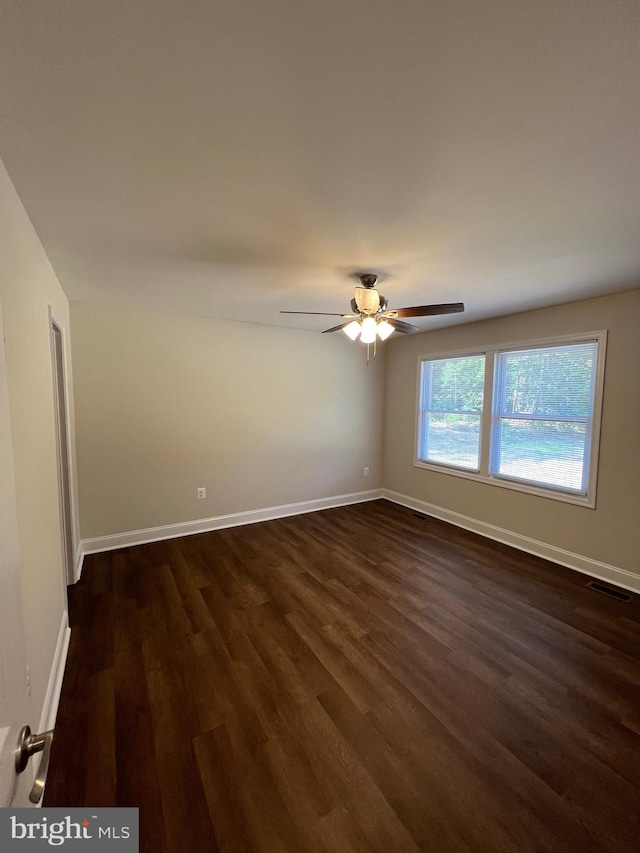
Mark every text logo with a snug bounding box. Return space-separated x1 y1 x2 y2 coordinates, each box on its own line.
0 808 138 850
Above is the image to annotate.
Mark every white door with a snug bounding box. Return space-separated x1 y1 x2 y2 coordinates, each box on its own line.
0 302 31 806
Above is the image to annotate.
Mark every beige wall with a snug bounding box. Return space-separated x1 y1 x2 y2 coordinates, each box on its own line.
0 159 79 722
73 291 639 584
383 289 640 578
71 301 385 539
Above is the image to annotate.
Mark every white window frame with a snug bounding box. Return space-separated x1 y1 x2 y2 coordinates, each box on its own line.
414 331 607 508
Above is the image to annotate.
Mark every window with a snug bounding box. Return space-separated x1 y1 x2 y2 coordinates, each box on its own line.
491 342 598 493
417 355 485 471
416 333 605 506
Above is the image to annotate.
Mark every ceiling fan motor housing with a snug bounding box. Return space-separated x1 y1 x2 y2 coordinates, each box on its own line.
354 287 380 314
359 274 378 289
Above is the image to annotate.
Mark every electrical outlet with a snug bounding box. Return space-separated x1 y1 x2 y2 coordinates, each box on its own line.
197 487 206 499
364 467 370 476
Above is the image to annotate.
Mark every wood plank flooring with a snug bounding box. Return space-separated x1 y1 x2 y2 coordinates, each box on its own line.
44 500 640 852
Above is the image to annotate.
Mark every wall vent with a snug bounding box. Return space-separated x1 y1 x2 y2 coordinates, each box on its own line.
411 512 431 520
586 581 633 602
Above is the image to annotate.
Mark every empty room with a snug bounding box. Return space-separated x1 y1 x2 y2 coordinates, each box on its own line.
0 1 639 852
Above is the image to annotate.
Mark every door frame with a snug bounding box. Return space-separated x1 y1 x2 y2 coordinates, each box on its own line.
50 314 76 587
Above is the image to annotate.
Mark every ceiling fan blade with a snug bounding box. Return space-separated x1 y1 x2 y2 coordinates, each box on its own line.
386 318 420 334
385 302 465 318
322 321 356 334
280 311 350 316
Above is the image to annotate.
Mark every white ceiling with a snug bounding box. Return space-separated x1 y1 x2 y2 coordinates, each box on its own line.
1 0 639 332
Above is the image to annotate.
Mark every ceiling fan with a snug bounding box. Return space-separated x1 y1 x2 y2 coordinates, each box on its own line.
281 273 464 349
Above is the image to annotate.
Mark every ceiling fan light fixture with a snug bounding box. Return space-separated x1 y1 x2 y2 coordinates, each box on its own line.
343 320 362 340
359 316 378 344
376 320 394 341
281 271 463 358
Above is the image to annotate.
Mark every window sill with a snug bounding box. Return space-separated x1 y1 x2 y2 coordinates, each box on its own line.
413 459 596 508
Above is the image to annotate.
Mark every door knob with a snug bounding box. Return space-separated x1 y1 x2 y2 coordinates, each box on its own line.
15 725 54 803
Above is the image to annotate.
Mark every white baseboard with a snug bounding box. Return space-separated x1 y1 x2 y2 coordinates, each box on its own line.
74 541 84 582
82 489 384 555
383 489 640 594
80 486 639 594
38 610 70 735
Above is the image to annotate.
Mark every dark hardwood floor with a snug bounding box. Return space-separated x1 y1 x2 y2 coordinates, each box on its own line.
44 500 640 852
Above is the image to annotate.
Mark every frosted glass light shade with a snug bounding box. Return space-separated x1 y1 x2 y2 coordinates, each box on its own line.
360 317 378 344
354 287 380 313
376 320 394 340
343 321 361 340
